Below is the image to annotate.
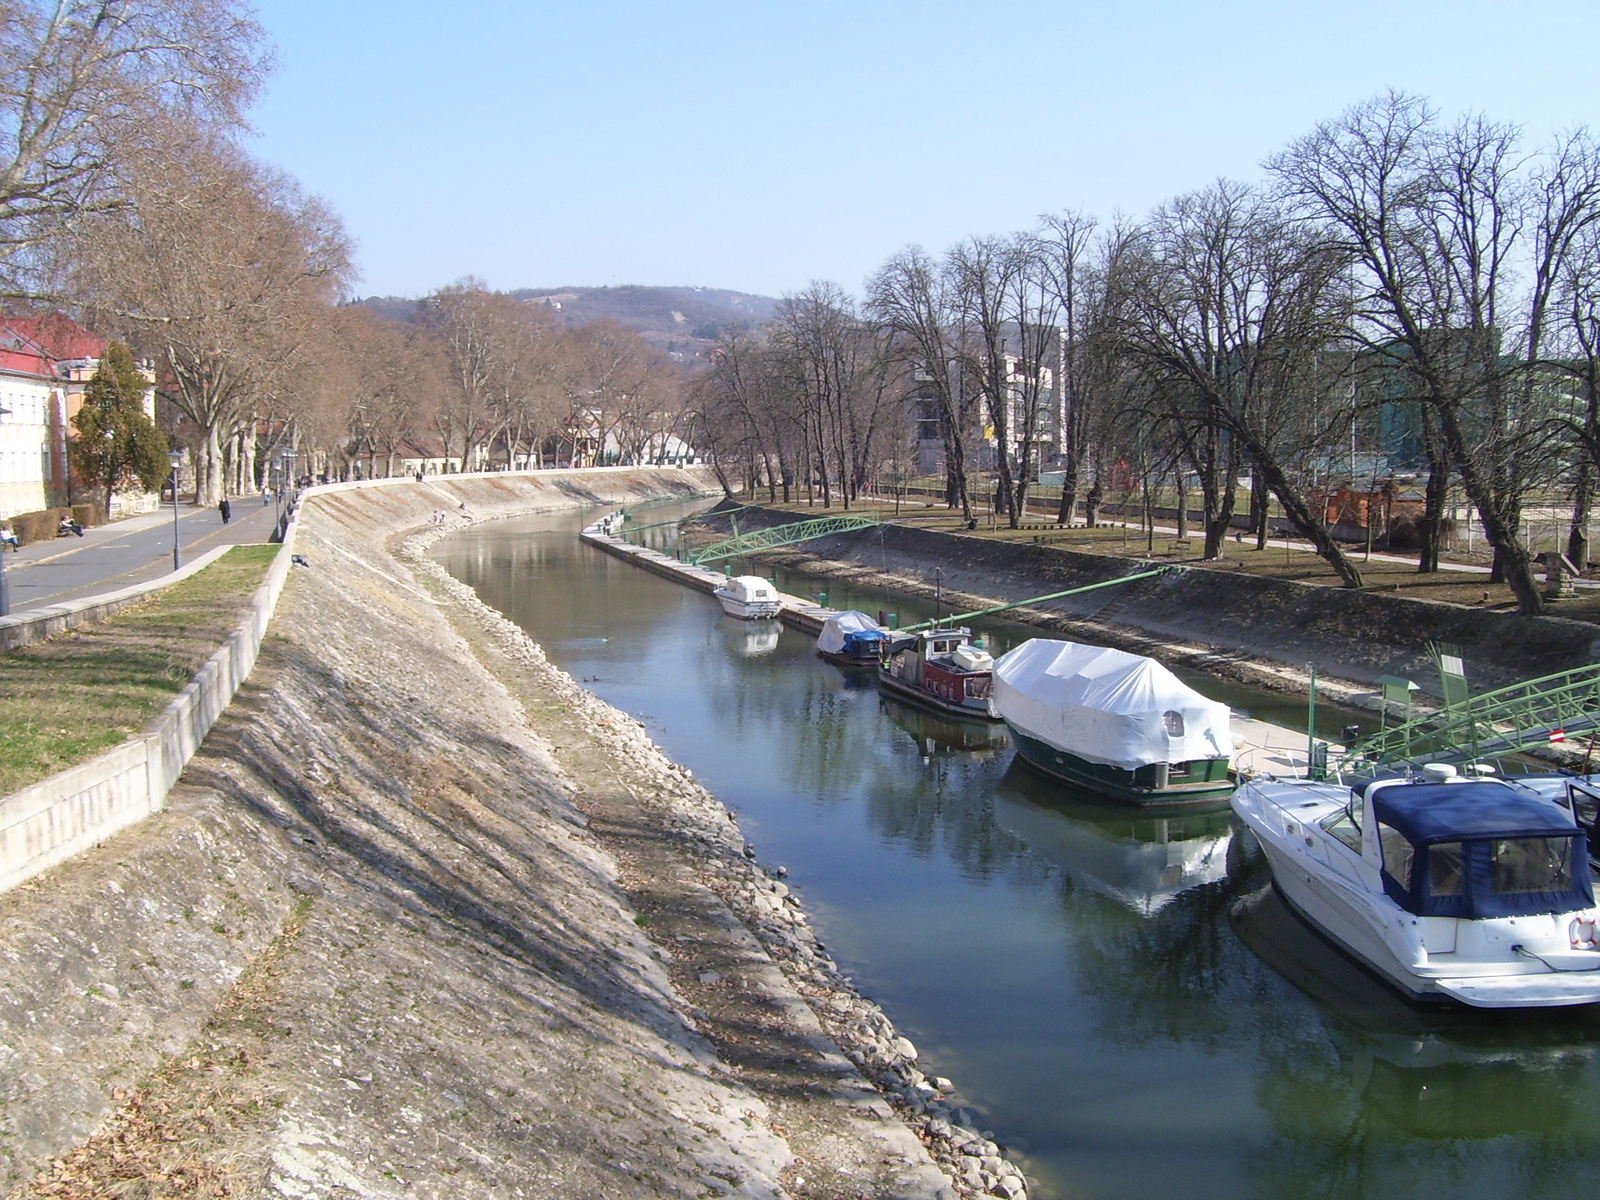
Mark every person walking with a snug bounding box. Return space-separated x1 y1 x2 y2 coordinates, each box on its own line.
219 497 232 525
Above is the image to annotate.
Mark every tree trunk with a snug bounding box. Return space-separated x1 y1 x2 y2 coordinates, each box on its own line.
1418 456 1450 573
1569 464 1593 568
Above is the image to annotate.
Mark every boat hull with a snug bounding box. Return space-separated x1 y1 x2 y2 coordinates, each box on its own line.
1233 780 1600 1009
877 666 1000 721
1006 725 1232 806
713 593 780 619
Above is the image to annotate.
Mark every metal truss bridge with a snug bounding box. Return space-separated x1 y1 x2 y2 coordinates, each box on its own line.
1342 662 1600 770
686 514 880 566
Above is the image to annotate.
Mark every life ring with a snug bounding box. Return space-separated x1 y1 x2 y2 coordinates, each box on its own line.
1569 914 1599 950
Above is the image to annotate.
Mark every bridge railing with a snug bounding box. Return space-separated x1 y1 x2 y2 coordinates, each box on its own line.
1342 663 1600 768
687 515 880 565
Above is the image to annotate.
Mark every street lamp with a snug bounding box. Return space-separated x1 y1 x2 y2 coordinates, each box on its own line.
282 449 298 511
168 449 183 571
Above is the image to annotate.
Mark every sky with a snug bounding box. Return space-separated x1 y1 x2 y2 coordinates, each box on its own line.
247 0 1600 302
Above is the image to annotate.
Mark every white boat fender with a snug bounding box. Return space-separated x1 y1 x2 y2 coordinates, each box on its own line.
1570 914 1600 950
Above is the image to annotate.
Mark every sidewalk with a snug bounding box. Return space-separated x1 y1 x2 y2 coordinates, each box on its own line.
1 498 283 615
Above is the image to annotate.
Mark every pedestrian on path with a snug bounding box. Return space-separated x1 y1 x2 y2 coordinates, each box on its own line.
262 486 271 505
219 497 232 525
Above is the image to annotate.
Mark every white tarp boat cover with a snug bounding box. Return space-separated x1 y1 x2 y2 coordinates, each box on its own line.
817 610 886 654
992 639 1231 770
721 576 777 603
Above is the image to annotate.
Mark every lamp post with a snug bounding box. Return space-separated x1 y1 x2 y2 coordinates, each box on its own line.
168 449 183 571
283 449 297 512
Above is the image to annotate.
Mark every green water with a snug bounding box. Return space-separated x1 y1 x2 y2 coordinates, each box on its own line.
434 503 1600 1200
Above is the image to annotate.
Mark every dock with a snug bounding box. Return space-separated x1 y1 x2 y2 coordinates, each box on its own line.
582 518 1322 778
581 518 837 634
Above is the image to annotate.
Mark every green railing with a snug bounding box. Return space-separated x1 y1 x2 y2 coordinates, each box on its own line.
1342 662 1600 768
687 514 880 565
896 567 1172 634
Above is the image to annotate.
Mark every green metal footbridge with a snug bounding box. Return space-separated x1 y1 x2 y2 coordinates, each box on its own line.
686 514 880 566
1341 661 1600 771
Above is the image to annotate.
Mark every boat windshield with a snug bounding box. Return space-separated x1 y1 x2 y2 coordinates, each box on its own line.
1383 834 1592 918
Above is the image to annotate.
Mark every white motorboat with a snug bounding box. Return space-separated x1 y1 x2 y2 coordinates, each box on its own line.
1232 764 1600 1008
712 575 782 619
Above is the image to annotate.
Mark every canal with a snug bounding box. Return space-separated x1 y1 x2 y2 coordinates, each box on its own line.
434 503 1600 1200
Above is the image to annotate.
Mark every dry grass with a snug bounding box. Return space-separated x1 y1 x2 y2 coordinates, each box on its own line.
0 544 279 795
23 895 312 1198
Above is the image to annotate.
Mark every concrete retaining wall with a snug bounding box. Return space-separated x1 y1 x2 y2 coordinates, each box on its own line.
0 466 722 897
698 504 1600 695
0 520 298 894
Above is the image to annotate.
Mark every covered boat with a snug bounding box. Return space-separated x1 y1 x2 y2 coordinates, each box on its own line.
712 575 782 619
877 627 998 720
990 639 1232 803
816 610 890 666
1232 767 1600 1008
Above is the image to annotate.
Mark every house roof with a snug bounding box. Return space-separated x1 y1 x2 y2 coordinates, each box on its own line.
1 314 105 363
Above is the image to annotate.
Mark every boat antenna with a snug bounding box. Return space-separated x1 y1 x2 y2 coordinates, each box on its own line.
934 566 943 628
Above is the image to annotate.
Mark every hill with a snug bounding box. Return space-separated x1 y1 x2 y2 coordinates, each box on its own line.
351 285 779 367
510 285 778 363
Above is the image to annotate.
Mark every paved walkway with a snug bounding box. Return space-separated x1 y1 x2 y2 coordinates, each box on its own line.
0 497 282 615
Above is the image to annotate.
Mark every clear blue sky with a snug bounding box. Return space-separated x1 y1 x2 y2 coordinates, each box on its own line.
248 0 1600 302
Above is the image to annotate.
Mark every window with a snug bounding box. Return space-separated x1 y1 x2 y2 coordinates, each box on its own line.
1163 710 1185 737
1321 809 1362 852
1378 822 1414 889
1429 843 1464 897
1491 837 1574 895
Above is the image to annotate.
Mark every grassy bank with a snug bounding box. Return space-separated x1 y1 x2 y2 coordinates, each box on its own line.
738 498 1600 622
0 544 279 795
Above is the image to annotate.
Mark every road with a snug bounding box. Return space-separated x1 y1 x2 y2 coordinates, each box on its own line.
0 496 282 615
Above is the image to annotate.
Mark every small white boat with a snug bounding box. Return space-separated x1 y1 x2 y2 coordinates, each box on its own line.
1232 764 1600 1008
712 575 782 619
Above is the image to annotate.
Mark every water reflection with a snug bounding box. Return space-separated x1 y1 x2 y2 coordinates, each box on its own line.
716 618 781 657
879 695 1010 759
433 505 1600 1200
993 773 1234 917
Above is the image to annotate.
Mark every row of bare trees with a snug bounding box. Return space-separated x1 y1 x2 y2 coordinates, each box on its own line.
311 287 685 483
0 1 685 505
692 92 1600 615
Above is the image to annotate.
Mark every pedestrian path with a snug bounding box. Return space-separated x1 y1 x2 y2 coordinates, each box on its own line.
0 498 282 615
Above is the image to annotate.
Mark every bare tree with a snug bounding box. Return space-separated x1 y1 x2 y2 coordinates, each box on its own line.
1270 92 1600 613
866 247 975 520
0 0 265 295
71 137 351 503
1112 180 1364 580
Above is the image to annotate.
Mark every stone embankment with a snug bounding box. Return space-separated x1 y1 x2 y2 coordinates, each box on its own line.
0 471 1017 1200
695 504 1600 701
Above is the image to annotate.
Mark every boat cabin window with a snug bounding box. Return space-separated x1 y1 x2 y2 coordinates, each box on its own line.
1320 809 1361 852
1162 710 1185 737
1378 822 1414 889
1427 842 1464 897
1491 837 1575 895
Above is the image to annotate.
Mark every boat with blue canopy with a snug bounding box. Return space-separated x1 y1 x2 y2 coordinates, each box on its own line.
1232 763 1600 1008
